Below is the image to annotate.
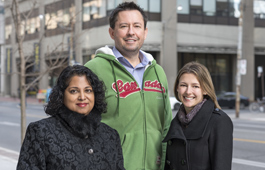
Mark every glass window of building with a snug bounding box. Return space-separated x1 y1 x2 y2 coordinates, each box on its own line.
216 0 228 16
138 0 148 12
190 0 202 15
46 5 75 30
45 12 57 30
20 20 25 35
69 5 76 22
179 53 232 93
149 0 160 12
35 16 40 32
137 0 161 13
254 0 265 19
229 0 240 17
98 0 107 18
107 0 122 11
177 0 189 14
203 0 216 16
63 8 70 26
57 9 64 26
29 17 36 34
90 1 99 19
83 2 91 22
26 19 30 34
5 25 12 39
83 0 106 22
107 0 115 10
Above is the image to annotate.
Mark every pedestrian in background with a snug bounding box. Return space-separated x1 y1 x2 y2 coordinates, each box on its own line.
163 61 233 170
84 2 172 169
45 85 52 103
17 65 124 170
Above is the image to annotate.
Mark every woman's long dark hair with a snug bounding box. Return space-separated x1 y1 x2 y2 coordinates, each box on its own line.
44 65 107 116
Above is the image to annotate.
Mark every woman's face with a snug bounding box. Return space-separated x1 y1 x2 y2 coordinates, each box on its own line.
64 75 95 115
177 73 205 114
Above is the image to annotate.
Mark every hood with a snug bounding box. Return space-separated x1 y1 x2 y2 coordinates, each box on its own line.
94 45 160 117
95 45 155 64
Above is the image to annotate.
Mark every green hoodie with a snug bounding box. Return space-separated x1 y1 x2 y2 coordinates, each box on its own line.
84 46 172 170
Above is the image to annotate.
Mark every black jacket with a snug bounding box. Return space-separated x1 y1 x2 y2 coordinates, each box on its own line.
163 99 233 170
17 106 125 170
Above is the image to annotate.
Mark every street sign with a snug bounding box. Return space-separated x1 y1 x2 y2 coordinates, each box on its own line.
258 66 263 77
239 59 247 75
258 66 263 73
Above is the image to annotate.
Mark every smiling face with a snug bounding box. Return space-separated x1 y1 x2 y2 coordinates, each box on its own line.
177 73 205 114
63 75 95 115
109 10 148 58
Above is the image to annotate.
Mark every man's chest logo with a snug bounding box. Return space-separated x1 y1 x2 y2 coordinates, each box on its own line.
112 80 165 98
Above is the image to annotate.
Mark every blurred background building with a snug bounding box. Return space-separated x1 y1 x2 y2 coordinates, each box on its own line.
1 0 265 101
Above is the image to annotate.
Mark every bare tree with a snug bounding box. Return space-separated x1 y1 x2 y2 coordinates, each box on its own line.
10 0 76 143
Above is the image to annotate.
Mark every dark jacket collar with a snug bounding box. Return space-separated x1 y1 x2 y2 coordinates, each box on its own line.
55 106 101 139
163 99 215 142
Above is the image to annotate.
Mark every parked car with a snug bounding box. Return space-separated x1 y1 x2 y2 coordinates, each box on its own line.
169 97 182 110
217 92 249 109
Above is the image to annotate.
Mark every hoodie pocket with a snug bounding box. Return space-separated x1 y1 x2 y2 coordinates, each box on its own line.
121 131 162 170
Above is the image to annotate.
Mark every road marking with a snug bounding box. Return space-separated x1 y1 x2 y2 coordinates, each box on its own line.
233 158 265 168
27 114 47 119
0 147 19 155
0 155 18 162
0 147 19 161
0 122 19 127
234 129 265 134
251 118 265 121
235 123 265 128
234 138 265 144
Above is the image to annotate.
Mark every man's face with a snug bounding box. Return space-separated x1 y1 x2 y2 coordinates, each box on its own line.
109 10 148 57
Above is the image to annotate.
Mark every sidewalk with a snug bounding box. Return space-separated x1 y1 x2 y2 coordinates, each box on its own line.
0 147 19 170
225 109 265 122
0 95 41 105
0 95 41 170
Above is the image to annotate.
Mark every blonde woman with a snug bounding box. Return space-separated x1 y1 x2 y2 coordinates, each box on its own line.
163 62 233 170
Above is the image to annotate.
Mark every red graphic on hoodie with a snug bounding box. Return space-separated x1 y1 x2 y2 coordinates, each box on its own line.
143 80 165 93
112 80 141 98
112 79 165 98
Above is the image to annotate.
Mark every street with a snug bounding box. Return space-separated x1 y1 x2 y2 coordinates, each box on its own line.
1 100 265 169
0 101 48 152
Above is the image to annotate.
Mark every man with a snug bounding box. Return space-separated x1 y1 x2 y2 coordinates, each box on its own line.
84 2 172 170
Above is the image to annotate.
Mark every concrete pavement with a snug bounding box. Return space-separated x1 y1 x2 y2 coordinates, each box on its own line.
0 147 19 170
0 95 265 169
0 95 41 170
225 109 265 122
0 95 41 105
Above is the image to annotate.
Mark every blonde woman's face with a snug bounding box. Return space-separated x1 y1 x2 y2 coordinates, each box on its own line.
177 73 205 114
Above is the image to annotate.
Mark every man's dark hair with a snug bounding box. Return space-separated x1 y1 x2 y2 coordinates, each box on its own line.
44 65 107 116
109 1 148 29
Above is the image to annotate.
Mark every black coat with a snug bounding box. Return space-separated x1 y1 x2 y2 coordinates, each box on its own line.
17 106 125 170
163 99 233 170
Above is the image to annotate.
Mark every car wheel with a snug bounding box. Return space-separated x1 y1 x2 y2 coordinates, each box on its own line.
249 102 260 113
174 103 180 110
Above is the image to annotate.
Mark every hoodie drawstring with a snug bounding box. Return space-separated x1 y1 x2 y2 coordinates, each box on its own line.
154 66 167 131
110 61 120 116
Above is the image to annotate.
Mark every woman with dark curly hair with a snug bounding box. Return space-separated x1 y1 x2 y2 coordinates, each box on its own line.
17 65 125 170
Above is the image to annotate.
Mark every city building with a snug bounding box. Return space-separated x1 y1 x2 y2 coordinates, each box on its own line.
1 0 265 101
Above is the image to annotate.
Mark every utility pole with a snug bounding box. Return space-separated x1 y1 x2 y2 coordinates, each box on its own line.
236 0 243 118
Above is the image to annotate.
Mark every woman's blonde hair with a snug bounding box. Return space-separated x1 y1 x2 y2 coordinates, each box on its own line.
174 61 221 109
